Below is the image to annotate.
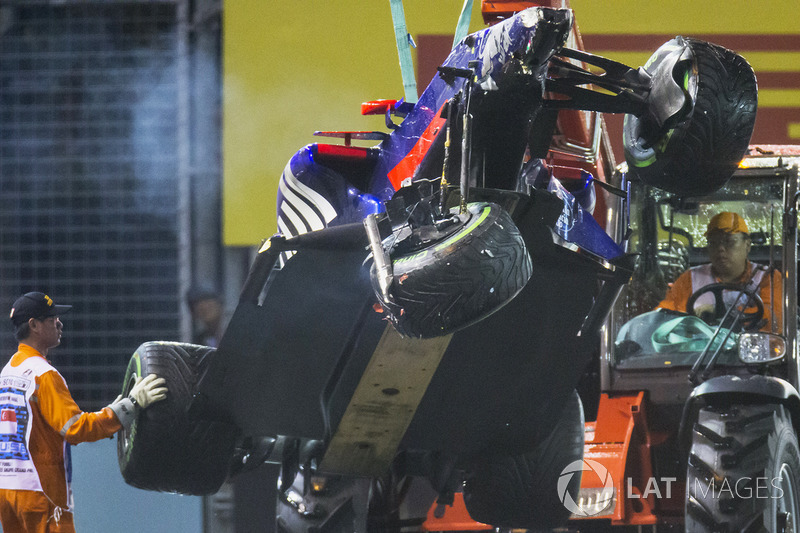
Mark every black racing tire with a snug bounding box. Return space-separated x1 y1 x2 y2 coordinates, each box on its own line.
373 202 532 338
463 390 585 529
686 403 800 532
623 37 757 197
117 341 238 495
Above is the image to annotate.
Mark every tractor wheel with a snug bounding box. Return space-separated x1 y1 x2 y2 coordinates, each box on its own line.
373 202 532 338
463 389 585 529
686 403 800 532
117 341 238 495
623 37 757 197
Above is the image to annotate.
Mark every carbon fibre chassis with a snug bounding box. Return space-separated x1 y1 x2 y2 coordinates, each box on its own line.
197 187 628 474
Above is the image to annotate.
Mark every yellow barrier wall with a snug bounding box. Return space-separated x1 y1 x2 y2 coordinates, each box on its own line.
571 0 800 160
224 1 799 245
222 1 485 245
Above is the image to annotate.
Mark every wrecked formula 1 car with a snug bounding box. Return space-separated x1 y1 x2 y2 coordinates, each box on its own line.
116 2 757 531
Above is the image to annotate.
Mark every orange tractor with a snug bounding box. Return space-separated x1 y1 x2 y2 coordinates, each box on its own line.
426 4 800 533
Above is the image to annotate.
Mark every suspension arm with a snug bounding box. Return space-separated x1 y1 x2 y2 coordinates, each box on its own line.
542 46 652 116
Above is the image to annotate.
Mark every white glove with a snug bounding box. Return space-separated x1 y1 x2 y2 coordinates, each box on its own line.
129 374 168 409
108 395 135 430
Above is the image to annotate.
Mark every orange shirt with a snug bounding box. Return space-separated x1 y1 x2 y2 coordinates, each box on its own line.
7 344 121 507
657 262 783 331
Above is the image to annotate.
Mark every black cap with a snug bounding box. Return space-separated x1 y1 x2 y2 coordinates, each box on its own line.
9 292 72 327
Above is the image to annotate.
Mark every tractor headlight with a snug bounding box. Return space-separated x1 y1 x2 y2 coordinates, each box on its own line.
569 487 616 518
738 333 786 364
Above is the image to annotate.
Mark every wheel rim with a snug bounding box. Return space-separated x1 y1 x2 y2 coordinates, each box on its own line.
776 463 799 532
119 372 139 456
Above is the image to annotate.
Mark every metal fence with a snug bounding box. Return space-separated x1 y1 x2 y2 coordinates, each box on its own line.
0 2 182 410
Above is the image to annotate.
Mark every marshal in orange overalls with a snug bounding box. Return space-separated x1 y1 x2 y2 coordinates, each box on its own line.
0 344 122 533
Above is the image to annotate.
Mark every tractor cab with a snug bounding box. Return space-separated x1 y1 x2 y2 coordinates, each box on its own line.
610 163 788 375
569 147 800 529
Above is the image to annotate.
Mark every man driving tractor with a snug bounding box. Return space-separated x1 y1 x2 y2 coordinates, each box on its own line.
656 211 782 330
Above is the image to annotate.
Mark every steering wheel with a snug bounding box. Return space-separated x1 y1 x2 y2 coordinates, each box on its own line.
685 282 764 331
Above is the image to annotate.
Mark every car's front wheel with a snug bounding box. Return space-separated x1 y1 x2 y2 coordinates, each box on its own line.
462 389 586 529
117 341 238 495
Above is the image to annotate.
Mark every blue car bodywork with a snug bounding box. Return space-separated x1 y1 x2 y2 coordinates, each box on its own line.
200 4 631 486
275 7 624 262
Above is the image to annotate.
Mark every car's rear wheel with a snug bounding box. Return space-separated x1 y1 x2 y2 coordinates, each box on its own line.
372 201 532 338
624 37 757 197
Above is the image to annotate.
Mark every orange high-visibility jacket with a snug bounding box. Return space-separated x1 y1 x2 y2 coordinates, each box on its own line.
657 261 783 331
0 343 122 509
